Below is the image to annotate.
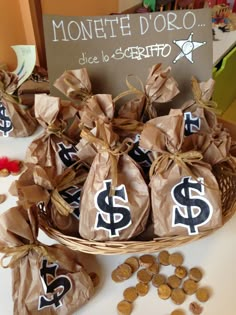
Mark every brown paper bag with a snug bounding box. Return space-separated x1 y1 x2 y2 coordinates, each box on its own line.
140 109 222 237
55 68 117 131
0 206 94 315
25 94 81 175
116 63 179 122
54 68 92 103
79 121 150 241
181 77 219 135
0 70 37 137
10 162 89 236
182 127 232 166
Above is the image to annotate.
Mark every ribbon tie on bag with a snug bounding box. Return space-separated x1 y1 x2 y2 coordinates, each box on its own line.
113 75 153 120
149 150 203 180
191 76 220 115
112 117 144 134
46 121 77 145
50 161 89 216
0 81 20 106
63 75 92 102
81 127 133 196
0 242 55 268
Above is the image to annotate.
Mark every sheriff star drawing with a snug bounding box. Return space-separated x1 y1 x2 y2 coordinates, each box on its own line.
173 32 206 64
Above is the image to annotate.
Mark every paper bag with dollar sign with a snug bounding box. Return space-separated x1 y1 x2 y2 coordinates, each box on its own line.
181 77 219 136
113 63 179 176
9 161 89 236
25 94 81 176
139 109 222 237
78 120 150 241
0 206 95 315
0 70 37 137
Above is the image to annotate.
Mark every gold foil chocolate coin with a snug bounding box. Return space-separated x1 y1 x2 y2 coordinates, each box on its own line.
175 266 188 279
137 269 153 283
152 273 166 288
171 288 186 305
0 169 9 177
167 275 181 289
158 250 170 266
139 254 156 268
136 282 149 296
117 300 133 315
123 287 138 302
169 253 184 267
147 262 160 275
189 301 203 314
195 287 210 302
171 309 186 315
125 257 139 273
158 284 172 300
112 263 132 282
183 279 198 295
189 268 203 282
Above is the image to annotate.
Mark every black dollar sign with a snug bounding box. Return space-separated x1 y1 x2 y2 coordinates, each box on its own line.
60 186 81 219
172 176 212 235
0 103 13 136
128 134 152 172
39 259 72 310
57 142 78 167
184 112 200 136
95 180 131 237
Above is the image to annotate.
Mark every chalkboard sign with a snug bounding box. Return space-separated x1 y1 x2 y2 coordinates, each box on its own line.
43 9 212 107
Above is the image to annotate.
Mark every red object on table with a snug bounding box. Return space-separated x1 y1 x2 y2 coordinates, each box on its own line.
0 157 20 172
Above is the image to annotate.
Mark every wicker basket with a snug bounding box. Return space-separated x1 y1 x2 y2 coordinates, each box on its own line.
39 118 236 255
38 162 236 255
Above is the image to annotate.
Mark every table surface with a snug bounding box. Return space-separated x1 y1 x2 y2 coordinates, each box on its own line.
212 27 236 66
0 28 236 315
0 126 236 315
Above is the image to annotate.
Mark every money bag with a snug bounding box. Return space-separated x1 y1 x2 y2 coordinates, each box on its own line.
25 94 80 176
181 77 218 135
9 162 89 237
0 70 37 137
0 206 94 315
79 121 150 241
139 109 222 237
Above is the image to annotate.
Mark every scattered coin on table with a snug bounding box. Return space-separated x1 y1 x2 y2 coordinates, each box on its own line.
183 279 198 295
111 250 211 314
189 267 203 282
136 282 149 296
123 287 138 302
0 194 6 204
189 301 203 314
195 287 210 302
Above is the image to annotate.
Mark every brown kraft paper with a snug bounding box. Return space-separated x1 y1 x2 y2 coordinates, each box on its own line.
9 162 89 236
25 94 81 175
0 206 94 315
140 109 222 237
79 121 150 241
0 70 37 137
116 63 179 122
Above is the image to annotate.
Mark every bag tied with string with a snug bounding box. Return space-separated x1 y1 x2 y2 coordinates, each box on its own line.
113 63 179 176
25 94 81 176
181 77 219 135
9 162 90 236
79 120 150 241
0 206 94 315
139 109 222 237
116 63 179 122
0 70 37 137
